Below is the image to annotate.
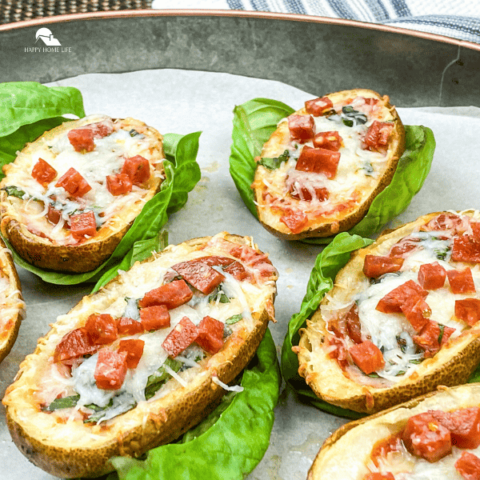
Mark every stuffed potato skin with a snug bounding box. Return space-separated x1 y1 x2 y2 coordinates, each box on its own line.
297 211 480 414
308 384 480 479
252 89 405 240
0 115 164 273
3 233 277 478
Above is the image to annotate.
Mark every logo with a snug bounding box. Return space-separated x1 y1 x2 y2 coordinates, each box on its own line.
35 28 61 46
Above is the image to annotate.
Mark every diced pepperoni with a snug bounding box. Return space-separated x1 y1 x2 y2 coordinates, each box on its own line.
401 296 431 333
313 131 342 151
422 213 465 234
162 317 198 358
90 121 113 138
363 474 395 480
289 183 329 202
472 223 480 242
32 158 57 185
139 280 193 309
224 261 248 281
94 349 128 390
47 204 62 225
288 114 315 141
193 256 235 267
456 299 480 326
363 98 379 106
376 280 428 314
140 305 170 331
452 236 480 263
118 339 145 369
53 327 98 364
296 146 340 179
68 128 95 152
413 320 454 358
280 209 308 234
349 341 385 374
116 317 144 336
327 336 348 369
70 211 96 240
85 313 117 345
55 167 92 197
402 412 452 462
430 408 480 449
305 97 333 116
456 452 480 480
418 262 446 290
389 237 421 257
172 260 225 295
363 121 394 151
345 305 362 344
121 155 151 186
371 433 402 467
195 316 224 354
447 268 476 294
363 255 403 278
106 173 132 196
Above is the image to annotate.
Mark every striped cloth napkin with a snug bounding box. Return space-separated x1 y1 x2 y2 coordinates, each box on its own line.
152 0 480 43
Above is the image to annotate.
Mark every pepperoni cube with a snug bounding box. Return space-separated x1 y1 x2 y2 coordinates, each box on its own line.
90 121 113 138
413 320 454 358
431 407 480 449
345 306 362 344
53 327 98 364
121 155 151 186
32 158 57 185
363 255 403 278
349 341 385 374
140 305 170 331
85 313 117 345
389 237 421 257
280 209 308 234
305 97 333 116
288 114 315 142
195 316 224 355
118 339 145 369
194 256 234 267
162 317 198 358
117 317 144 336
295 146 340 179
363 121 393 151
313 131 342 152
363 474 395 480
418 262 446 290
376 280 428 314
447 268 476 294
139 280 193 310
422 213 465 234
455 299 480 326
106 173 132 196
455 452 480 480
94 349 128 390
70 211 96 240
402 412 452 462
400 296 431 333
172 260 225 295
47 204 62 225
452 236 480 264
370 434 402 467
289 184 329 202
223 261 248 281
55 167 92 198
68 128 95 152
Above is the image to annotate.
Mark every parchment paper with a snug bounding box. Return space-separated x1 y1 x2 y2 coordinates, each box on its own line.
1 69 479 480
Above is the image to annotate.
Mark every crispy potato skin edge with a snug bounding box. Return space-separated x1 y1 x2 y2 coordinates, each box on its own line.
4 234 277 478
254 89 406 240
297 211 480 414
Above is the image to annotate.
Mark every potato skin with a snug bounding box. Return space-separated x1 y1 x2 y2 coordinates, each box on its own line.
297 211 480 414
308 384 480 479
3 233 277 478
0 116 164 273
253 89 406 240
0 237 24 363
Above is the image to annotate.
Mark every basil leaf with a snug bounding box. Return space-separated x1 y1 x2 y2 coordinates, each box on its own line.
144 358 181 401
208 287 230 304
226 314 243 325
258 150 290 170
45 394 80 411
2 186 26 199
280 232 373 419
409 359 422 365
438 324 445 344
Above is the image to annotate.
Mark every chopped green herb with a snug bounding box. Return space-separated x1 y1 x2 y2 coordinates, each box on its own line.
395 371 406 376
438 324 445 344
342 118 354 127
409 359 422 365
223 325 233 338
435 248 449 260
2 186 26 199
396 335 407 354
367 372 380 378
145 358 181 400
226 314 243 325
339 106 368 127
361 162 374 176
129 129 139 137
208 286 230 304
84 400 113 412
44 394 80 411
258 150 290 170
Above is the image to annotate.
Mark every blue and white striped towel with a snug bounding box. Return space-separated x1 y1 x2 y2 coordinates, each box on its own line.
152 0 480 44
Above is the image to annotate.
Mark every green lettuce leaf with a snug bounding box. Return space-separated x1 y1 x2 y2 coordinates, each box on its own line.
3 132 201 285
228 98 435 241
280 232 373 419
109 328 280 480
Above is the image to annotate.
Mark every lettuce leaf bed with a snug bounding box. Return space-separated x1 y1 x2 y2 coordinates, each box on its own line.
229 97 435 243
0 82 201 285
281 232 480 419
